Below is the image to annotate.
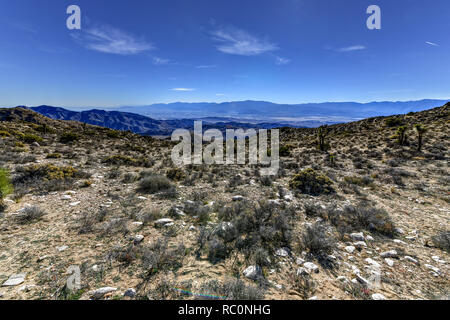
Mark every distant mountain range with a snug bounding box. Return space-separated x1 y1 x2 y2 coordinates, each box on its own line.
115 99 449 124
27 106 300 136
10 99 447 136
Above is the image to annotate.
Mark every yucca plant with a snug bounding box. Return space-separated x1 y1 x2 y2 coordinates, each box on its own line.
414 124 427 151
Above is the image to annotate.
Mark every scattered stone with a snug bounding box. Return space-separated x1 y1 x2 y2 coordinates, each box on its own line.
61 195 72 200
350 232 365 241
372 293 387 300
353 241 367 248
69 201 81 207
304 262 319 273
308 296 318 300
297 267 310 276
275 248 289 257
345 246 356 254
366 235 374 241
92 287 117 300
380 250 398 258
432 256 446 264
404 256 419 265
393 239 406 245
232 195 245 201
424 264 440 274
18 284 36 292
355 274 370 287
92 265 99 272
124 288 136 298
137 196 147 200
133 235 144 244
57 245 69 252
243 265 263 281
395 228 405 234
296 257 305 265
385 258 395 267
2 273 26 287
337 276 349 283
365 258 381 268
189 226 196 231
154 218 174 227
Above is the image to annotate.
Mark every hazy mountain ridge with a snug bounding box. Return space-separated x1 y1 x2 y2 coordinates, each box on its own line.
28 106 300 136
116 99 449 122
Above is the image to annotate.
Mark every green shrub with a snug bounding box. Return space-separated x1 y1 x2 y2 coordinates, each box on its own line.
289 168 334 195
60 132 79 143
0 168 13 210
0 130 11 137
385 117 403 127
166 168 186 181
138 174 174 194
22 133 43 144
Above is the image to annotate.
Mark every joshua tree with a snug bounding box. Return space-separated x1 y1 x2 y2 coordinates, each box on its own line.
414 124 427 151
396 126 408 146
317 125 329 151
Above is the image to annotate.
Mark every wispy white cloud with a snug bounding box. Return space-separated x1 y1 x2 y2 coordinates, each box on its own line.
71 24 153 55
152 57 170 65
11 23 37 34
171 88 196 92
337 45 366 52
196 65 217 69
275 56 291 65
425 41 439 47
211 26 278 56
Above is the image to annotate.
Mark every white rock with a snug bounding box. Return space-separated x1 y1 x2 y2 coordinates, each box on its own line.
61 195 72 200
232 195 245 201
296 257 305 265
308 296 318 300
243 266 262 281
404 256 418 265
372 293 387 300
69 201 81 207
154 218 174 226
393 239 406 245
92 287 117 299
365 258 381 268
275 248 289 257
304 262 319 273
2 273 26 287
380 250 398 258
337 276 349 283
57 245 69 252
424 264 440 274
297 267 310 276
137 196 147 200
345 246 356 254
366 235 374 241
355 274 370 287
350 232 365 241
189 226 196 231
385 258 395 267
134 235 144 243
353 241 367 248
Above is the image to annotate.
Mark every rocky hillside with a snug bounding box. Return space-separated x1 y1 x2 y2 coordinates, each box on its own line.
0 104 448 300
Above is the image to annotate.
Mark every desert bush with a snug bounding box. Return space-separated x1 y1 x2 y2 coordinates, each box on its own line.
301 222 335 256
0 168 13 211
198 279 264 300
138 174 174 194
22 133 43 144
325 204 395 236
166 168 186 181
46 153 62 159
287 272 316 300
207 237 229 263
289 168 334 195
102 218 130 236
60 132 79 143
317 125 329 151
140 238 185 277
107 244 139 265
14 206 47 224
432 231 450 253
385 117 403 127
122 172 138 183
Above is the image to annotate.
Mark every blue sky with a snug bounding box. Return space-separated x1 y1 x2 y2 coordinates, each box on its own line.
0 0 449 107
